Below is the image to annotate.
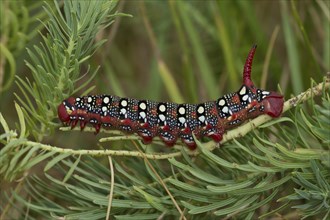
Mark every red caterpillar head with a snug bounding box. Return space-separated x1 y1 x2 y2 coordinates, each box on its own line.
243 45 284 118
58 97 76 124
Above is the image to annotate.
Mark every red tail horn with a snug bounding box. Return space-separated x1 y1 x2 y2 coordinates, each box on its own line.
243 44 257 87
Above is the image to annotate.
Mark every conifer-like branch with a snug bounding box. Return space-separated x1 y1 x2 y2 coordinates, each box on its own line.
15 0 120 141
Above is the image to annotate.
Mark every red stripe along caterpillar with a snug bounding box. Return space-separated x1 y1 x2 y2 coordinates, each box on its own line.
58 45 284 150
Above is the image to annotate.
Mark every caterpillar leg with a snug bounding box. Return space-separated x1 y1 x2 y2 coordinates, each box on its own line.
80 120 87 130
181 134 197 150
203 125 223 143
93 123 101 134
118 119 135 133
70 119 78 129
207 132 223 143
137 123 157 145
138 128 155 144
158 125 179 147
179 127 197 150
159 132 178 146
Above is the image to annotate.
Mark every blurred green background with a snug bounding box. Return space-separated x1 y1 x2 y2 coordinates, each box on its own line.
1 1 329 219
1 0 329 149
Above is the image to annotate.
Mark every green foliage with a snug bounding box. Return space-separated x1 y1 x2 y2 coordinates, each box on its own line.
15 0 120 140
284 160 330 219
1 0 329 219
0 0 47 93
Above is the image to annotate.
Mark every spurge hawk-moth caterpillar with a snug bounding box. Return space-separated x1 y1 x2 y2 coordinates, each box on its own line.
58 45 284 150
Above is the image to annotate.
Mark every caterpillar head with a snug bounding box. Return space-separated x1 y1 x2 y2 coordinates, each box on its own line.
58 97 76 124
243 45 284 118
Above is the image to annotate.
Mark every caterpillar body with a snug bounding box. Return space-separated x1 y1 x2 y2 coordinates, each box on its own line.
58 45 284 150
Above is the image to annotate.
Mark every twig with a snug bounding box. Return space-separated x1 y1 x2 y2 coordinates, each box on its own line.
105 156 114 220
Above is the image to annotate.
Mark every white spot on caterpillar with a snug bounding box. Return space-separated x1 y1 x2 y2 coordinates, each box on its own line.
159 104 166 112
139 111 146 119
88 96 92 103
76 97 81 102
262 91 270 95
197 106 204 114
139 102 147 110
103 97 110 104
218 99 226 106
178 106 185 115
159 114 166 121
120 108 126 115
179 116 186 124
239 86 246 95
222 106 229 113
102 106 107 112
198 115 205 123
121 99 128 107
242 94 249 101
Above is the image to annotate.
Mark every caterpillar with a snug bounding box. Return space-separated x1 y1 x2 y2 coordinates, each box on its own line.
58 45 284 150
